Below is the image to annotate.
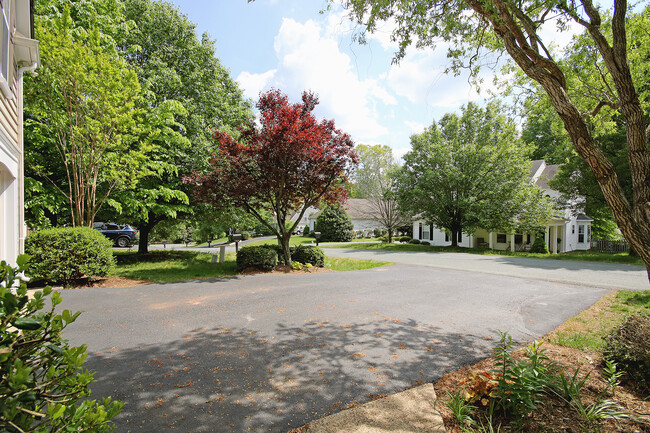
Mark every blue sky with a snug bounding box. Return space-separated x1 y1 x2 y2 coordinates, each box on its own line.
168 0 501 158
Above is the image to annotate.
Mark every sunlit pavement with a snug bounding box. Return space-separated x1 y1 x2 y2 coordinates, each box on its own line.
61 263 611 432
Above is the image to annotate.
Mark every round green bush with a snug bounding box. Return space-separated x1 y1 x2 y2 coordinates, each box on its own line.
604 313 650 393
236 246 278 271
291 245 325 267
379 234 389 242
401 236 412 242
420 241 431 246
303 226 310 236
25 227 115 283
409 239 421 244
241 231 251 240
315 204 353 242
529 235 549 254
218 231 227 239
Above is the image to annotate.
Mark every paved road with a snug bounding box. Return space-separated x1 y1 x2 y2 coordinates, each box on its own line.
323 248 650 291
62 264 611 432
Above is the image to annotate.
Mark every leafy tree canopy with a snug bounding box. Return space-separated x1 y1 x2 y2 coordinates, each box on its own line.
189 89 358 264
396 102 554 246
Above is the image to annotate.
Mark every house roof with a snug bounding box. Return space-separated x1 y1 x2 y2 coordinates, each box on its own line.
308 198 379 220
529 159 545 178
534 164 560 190
576 213 594 222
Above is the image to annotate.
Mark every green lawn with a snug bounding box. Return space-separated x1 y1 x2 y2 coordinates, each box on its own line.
111 250 389 283
322 242 644 265
245 236 316 247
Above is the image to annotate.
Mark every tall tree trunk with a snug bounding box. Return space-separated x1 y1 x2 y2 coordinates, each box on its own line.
280 232 292 266
138 214 163 254
468 0 650 281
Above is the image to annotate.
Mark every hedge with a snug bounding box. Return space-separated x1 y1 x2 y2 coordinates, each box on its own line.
24 227 115 283
236 246 278 271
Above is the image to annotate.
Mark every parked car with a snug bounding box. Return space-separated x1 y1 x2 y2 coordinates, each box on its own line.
94 222 137 247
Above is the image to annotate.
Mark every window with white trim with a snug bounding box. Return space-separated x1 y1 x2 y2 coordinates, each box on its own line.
0 0 11 98
578 224 585 243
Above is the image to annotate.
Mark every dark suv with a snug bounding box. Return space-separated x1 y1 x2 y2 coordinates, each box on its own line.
94 223 137 247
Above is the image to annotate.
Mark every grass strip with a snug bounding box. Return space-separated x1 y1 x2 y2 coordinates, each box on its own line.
322 242 643 265
548 289 650 351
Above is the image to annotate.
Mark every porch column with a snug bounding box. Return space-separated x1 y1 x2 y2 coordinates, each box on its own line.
510 233 515 251
488 231 493 249
551 226 558 254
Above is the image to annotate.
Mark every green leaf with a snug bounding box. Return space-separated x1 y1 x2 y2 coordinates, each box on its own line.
46 344 65 355
13 318 42 330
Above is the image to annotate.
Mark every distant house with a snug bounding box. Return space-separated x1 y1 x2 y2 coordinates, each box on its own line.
0 0 39 265
412 160 593 253
308 198 383 233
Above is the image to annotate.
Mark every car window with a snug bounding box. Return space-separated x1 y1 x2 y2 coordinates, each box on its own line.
106 224 119 230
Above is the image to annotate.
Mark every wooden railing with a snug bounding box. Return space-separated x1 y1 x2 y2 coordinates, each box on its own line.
591 239 630 254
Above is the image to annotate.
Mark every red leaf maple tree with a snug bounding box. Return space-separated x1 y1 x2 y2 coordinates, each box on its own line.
188 89 358 265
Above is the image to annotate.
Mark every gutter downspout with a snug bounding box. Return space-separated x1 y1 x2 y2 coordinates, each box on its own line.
16 61 37 256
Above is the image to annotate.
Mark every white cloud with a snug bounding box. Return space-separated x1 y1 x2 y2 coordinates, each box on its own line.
238 17 398 142
385 48 502 110
236 70 277 100
404 120 426 134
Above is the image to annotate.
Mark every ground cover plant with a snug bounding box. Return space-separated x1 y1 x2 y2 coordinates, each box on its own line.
436 290 650 432
323 242 644 266
1 257 122 432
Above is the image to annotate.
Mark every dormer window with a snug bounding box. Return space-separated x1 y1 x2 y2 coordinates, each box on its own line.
0 0 11 99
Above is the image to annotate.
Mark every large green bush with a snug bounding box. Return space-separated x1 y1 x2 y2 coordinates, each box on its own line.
0 256 123 432
25 227 115 283
315 204 353 242
529 234 549 254
604 313 650 392
236 246 278 271
291 245 325 267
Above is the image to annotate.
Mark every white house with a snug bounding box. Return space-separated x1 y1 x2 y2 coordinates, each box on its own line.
412 160 593 254
308 198 384 233
0 0 39 266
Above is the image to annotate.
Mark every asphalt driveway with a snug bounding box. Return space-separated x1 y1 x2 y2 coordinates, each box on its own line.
323 247 650 291
61 263 612 432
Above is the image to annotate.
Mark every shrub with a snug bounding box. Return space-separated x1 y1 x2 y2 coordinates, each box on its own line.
379 234 389 242
529 235 549 254
409 239 421 244
303 226 310 236
218 231 227 239
236 246 278 271
241 231 251 240
24 227 115 284
0 256 123 431
604 313 650 392
315 204 353 242
400 236 412 242
373 227 387 237
291 245 325 267
420 241 431 246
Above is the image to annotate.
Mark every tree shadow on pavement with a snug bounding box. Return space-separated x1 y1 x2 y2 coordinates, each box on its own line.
86 318 498 433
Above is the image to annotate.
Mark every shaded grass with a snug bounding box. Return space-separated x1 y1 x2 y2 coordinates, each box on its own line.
547 289 650 351
323 242 644 265
111 250 390 283
112 251 237 283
